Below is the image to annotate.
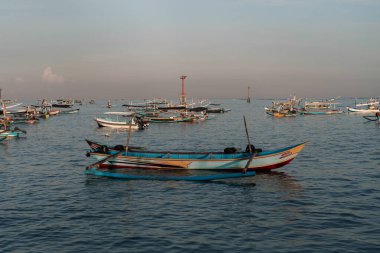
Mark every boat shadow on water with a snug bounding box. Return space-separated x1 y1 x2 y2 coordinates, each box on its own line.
83 169 301 190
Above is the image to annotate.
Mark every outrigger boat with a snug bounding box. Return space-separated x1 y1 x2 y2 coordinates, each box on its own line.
85 140 306 172
298 99 343 115
347 98 379 113
59 108 80 114
95 112 147 130
85 116 304 181
0 128 26 138
265 96 301 117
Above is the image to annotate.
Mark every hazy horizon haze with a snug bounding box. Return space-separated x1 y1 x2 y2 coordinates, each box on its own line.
1 0 379 100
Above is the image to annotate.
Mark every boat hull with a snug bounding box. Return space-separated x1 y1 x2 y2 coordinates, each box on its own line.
95 118 140 129
299 110 343 115
347 107 380 113
89 142 306 171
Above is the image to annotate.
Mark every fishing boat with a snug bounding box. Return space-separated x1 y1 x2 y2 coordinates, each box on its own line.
85 140 306 171
59 108 80 114
265 96 300 117
206 107 231 113
1 100 27 137
52 99 73 108
48 109 60 116
347 98 379 113
0 128 26 138
148 116 193 123
95 112 147 129
298 99 343 115
106 100 112 108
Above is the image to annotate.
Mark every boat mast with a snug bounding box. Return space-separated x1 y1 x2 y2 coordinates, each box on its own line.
1 100 6 131
180 75 187 106
247 86 251 103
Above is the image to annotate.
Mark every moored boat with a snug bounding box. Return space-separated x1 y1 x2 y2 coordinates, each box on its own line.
59 108 80 114
0 128 26 138
347 98 379 114
265 96 301 117
298 99 343 115
85 140 306 171
95 112 147 129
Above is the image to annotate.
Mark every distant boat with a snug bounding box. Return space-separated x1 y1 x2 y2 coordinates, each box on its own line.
147 115 193 123
95 112 147 129
266 111 296 117
206 107 231 113
0 128 26 138
347 98 379 113
265 96 301 117
298 99 343 115
59 108 80 114
48 109 60 116
52 99 73 108
107 100 112 108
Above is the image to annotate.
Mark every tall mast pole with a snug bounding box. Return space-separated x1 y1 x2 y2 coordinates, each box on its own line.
180 75 187 106
247 86 251 103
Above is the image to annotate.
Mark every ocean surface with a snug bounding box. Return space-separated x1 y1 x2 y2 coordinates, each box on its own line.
1 98 379 253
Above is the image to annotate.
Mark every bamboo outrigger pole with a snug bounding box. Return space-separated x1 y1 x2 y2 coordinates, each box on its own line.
243 116 254 173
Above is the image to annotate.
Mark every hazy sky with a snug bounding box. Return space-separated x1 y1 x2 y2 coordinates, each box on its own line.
1 0 379 100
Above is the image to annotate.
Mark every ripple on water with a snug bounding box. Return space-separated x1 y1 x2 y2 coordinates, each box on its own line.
1 99 380 252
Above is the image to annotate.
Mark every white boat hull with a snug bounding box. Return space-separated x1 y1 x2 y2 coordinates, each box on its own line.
95 118 139 129
347 107 380 113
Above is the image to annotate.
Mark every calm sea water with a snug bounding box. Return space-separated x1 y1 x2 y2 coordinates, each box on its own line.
1 98 379 253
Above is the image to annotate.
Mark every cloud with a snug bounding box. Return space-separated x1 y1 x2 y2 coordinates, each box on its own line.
42 66 64 84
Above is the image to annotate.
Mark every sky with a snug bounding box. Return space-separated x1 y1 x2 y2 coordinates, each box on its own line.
0 0 379 100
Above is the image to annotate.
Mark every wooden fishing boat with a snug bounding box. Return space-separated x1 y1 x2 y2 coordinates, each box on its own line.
59 108 80 114
347 98 379 113
0 128 26 138
299 99 343 115
95 118 140 129
52 99 73 108
206 107 231 113
266 110 296 117
106 100 112 108
86 140 306 171
11 118 38 124
95 112 147 129
147 116 193 123
265 96 302 117
48 109 60 116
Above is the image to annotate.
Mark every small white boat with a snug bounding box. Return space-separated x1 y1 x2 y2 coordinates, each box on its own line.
95 112 146 129
95 118 139 129
347 98 379 114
